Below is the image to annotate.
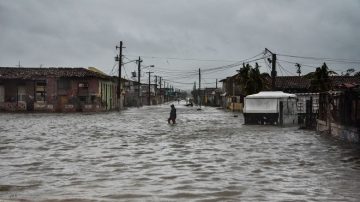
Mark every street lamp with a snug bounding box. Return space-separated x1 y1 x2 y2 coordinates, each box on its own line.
145 65 155 105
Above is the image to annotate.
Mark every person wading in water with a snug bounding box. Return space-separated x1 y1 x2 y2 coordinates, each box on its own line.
168 104 177 124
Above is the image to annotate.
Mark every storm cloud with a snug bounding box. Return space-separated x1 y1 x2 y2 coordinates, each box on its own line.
1 0 359 89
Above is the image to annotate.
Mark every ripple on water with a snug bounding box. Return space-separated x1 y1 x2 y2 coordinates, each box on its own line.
0 181 42 192
2 106 360 201
104 193 153 200
11 161 43 168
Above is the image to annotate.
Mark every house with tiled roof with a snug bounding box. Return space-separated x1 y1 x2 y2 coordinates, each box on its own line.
273 75 360 130
274 76 360 93
219 74 360 113
0 67 121 112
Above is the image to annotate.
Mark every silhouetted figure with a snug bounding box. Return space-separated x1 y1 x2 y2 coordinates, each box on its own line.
168 104 176 124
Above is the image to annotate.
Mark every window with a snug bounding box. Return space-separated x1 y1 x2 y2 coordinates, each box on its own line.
58 79 70 90
35 81 47 102
78 82 89 96
79 96 87 102
91 95 96 103
17 86 26 101
78 82 88 88
0 85 4 102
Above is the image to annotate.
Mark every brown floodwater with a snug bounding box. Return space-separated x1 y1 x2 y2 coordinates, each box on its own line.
1 102 360 201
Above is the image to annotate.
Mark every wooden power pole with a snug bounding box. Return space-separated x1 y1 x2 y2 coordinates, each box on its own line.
198 68 202 110
265 48 277 90
137 56 143 107
116 41 124 110
147 71 153 105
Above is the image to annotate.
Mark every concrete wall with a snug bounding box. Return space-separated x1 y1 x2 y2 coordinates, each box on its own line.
228 103 243 111
282 99 298 125
226 96 243 111
317 119 360 143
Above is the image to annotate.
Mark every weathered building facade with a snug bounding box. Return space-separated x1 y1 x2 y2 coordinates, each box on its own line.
0 67 118 112
219 75 244 111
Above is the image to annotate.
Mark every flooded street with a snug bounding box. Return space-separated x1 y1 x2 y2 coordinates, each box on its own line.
1 102 360 201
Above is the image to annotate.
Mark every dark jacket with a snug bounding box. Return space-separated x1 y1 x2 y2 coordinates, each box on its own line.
170 107 176 118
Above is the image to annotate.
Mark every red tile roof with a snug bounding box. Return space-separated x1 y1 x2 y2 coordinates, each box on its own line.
0 67 111 80
275 76 311 89
337 82 359 89
274 76 360 91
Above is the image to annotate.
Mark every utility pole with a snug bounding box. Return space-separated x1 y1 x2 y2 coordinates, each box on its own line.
216 79 218 89
155 75 158 97
164 81 167 102
147 71 153 105
116 41 124 110
272 53 277 90
159 77 162 90
159 77 162 104
198 68 202 109
137 56 143 107
265 48 277 90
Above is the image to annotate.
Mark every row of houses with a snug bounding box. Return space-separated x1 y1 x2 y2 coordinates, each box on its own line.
212 75 359 113
0 67 180 112
196 73 359 143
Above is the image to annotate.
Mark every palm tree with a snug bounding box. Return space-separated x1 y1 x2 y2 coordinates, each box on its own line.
344 68 355 76
236 63 267 95
308 63 337 92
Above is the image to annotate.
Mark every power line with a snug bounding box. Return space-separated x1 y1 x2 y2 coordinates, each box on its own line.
277 61 296 76
123 63 130 79
202 52 265 72
278 53 360 64
163 79 195 85
130 51 265 72
109 61 118 76
125 54 243 62
263 58 272 73
278 59 319 68
153 57 267 82
127 52 266 88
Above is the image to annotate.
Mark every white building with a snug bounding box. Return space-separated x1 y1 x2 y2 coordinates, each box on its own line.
243 91 298 126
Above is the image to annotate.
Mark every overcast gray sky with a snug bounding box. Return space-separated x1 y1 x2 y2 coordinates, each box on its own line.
1 0 360 89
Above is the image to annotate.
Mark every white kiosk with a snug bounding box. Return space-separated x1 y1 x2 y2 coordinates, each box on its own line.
243 91 298 125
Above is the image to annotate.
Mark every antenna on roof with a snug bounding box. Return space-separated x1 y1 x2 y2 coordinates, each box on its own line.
17 60 21 68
